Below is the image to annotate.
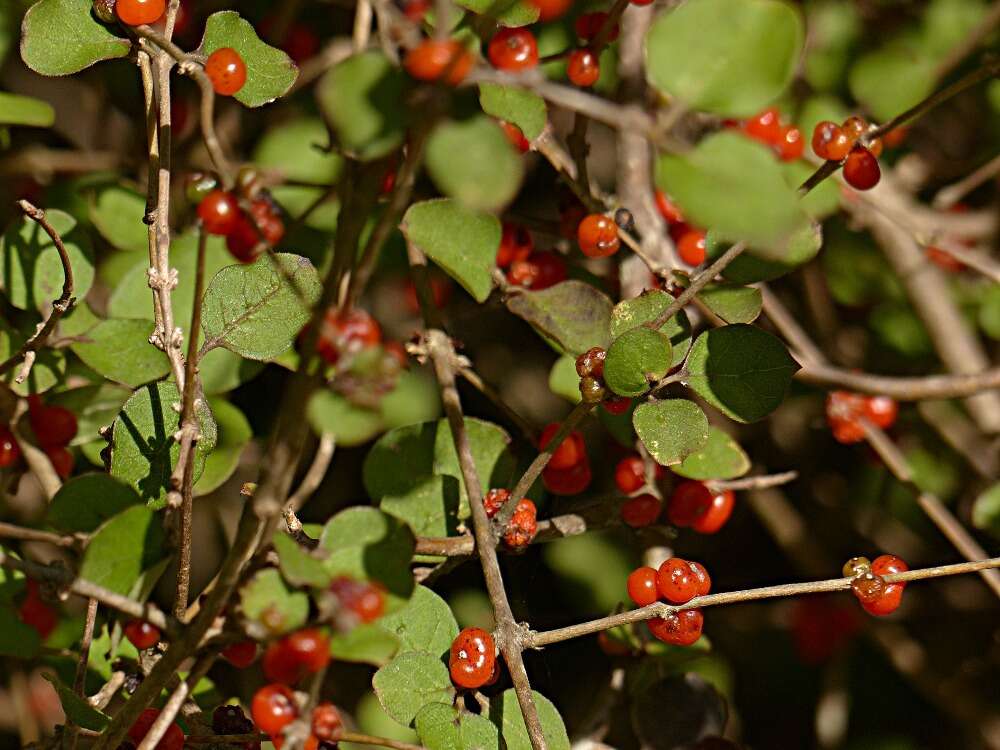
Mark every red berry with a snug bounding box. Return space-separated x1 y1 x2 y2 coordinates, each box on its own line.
542 459 592 495
883 126 908 148
539 422 585 470
226 213 264 263
286 628 331 673
507 251 567 290
926 246 964 272
404 40 473 85
46 446 74 479
577 214 620 258
311 702 344 743
263 640 305 685
488 28 538 71
647 609 703 646
811 121 851 161
483 488 511 518
631 0 654 5
282 24 320 64
842 147 880 190
871 554 908 580
669 481 733 533
614 455 645 495
853 556 908 617
690 488 734 534
627 566 659 606
656 557 701 604
559 203 587 239
743 107 781 144
316 308 382 365
251 684 298 736
497 223 533 268
567 49 600 88
28 401 77 449
841 116 867 144
197 190 240 235
403 0 430 20
775 125 804 161
621 493 661 528
826 391 867 444
250 199 286 247
115 0 165 25
689 561 711 596
575 347 606 379
528 0 572 21
0 426 20 468
329 577 386 624
676 229 706 266
602 395 631 415
598 630 632 656
127 708 185 750
205 48 248 97
500 120 530 153
654 190 684 225
860 584 903 616
864 396 898 429
449 627 495 689
222 640 258 668
504 498 538 549
574 12 619 41
18 593 57 639
790 596 860 664
123 619 160 650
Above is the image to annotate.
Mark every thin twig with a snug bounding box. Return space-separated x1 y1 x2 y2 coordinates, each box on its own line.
709 471 798 492
933 151 1000 209
457 366 538 443
285 433 336 513
0 521 81 548
796 363 1000 401
135 653 216 750
66 598 99 750
646 241 748 330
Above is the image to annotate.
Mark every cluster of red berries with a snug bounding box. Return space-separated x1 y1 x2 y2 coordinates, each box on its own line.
613 455 663 528
734 107 804 162
540 421 592 496
127 707 185 750
825 391 898 444
18 579 57 640
251 687 344 750
195 177 285 264
627 558 709 646
845 554 908 616
811 116 882 190
403 40 474 85
124 618 161 650
449 627 498 689
484 489 538 549
263 628 330 685
28 395 77 479
654 190 706 266
0 425 21 471
574 346 632 414
314 307 381 366
221 639 259 668
499 222 568 290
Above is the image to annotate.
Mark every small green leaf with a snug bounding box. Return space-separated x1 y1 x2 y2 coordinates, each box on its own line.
201 253 321 361
672 426 750 480
0 208 94 312
199 11 297 107
454 0 539 25
329 623 399 666
48 474 141 533
633 399 710 466
489 689 570 750
507 280 613 356
685 324 799 423
373 651 455 726
478 83 547 140
402 199 500 303
646 0 803 116
318 52 407 160
308 391 384 447
549 355 582 404
253 117 343 184
378 585 459 658
273 533 331 588
696 284 762 324
971 482 1000 536
79 506 166 596
239 568 310 635
610 290 693 367
194 397 252 495
848 41 934 122
381 475 461 541
88 185 148 253
416 703 501 750
712 222 823 285
199 348 264 395
425 116 523 211
70 319 170 387
110 382 218 507
0 92 54 127
604 328 672 397
20 0 130 76
43 673 109 730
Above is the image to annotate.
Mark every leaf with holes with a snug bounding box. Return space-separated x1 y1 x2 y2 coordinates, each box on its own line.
373 651 455 726
78 506 166 595
70 319 170 387
426 116 523 211
696 284 762 324
507 281 613 356
489 689 570 750
604 328 672 397
239 568 309 635
416 703 501 750
633 399 709 466
20 0 130 76
479 83 547 140
672 426 750 480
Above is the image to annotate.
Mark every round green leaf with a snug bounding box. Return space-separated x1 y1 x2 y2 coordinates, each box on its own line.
373 652 455 727
506 280 614 356
478 83 547 140
646 0 803 116
381 475 461 542
79 505 166 596
489 689 570 750
318 51 407 160
604 328 672 397
48 474 142 533
253 117 343 185
0 208 94 312
633 399 710 466
70 319 170 388
194 397 251 496
308 391 384 447
696 284 762 324
848 42 934 122
329 622 400 667
416 703 501 750
685 325 799 423
402 199 500 303
425 116 523 211
201 253 321 361
712 221 823 285
380 368 442 429
378 585 459 658
199 11 297 107
671 426 750 480
20 0 130 76
802 0 860 91
88 185 148 252
549 355 582 404
0 92 55 127
239 568 309 635
610 290 692 367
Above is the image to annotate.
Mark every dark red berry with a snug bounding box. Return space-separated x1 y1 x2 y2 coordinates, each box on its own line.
46 446 74 479
116 0 164 25
250 198 286 246
285 628 331 673
656 557 701 604
497 223 533 268
449 627 495 689
504 498 537 549
124 619 160 650
316 308 382 365
403 0 430 21
222 640 258 668
487 28 538 71
654 190 684 225
507 251 567 290
28 399 77 449
127 708 185 750
19 588 57 640
646 609 703 646
668 481 734 533
542 459 592 495
627 566 659 607
205 48 247 96
567 49 600 87
225 213 264 263
483 488 511 518
539 422 586 470
197 190 240 235
842 146 880 190
404 40 473 85
577 214 620 257
528 0 571 21
621 493 661 528
614 455 645 495
575 347 606 379
311 702 344 743
574 12 619 41
0 426 20 468
251 684 298 736
602 395 631 415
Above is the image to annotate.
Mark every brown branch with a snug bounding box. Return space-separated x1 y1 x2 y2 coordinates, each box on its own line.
646 241 748 330
795 363 1000 401
527 556 1000 648
135 653 216 750
286 433 337 513
933 151 1000 209
65 598 99 750
709 471 798 492
0 521 81 548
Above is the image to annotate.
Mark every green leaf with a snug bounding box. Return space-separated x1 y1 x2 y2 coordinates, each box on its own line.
645 0 803 116
696 284 762 324
199 347 264 395
425 116 523 212
378 585 459 657
48 474 141 533
253 117 343 184
239 568 309 635
329 622 399 666
110 381 218 507
199 11 297 107
318 508 416 603
783 160 840 220
672 426 750 480
20 0 130 76
70 319 170 387
712 222 823 285
0 320 67 395
308 391 384 447
478 83 547 140
194 397 252 495
201 253 321 361
922 0 986 58
0 208 94 312
273 533 331 588
685 324 799 423
657 132 810 255
381 475 461 541
802 0 860 91
604 328 672 397
402 199 500 303
373 651 455 726
349 691 421 748
380 369 443 429
0 92 54 127
848 42 934 122
79 506 166 595
633 399 710 466
543 532 631 611
489 689 570 750
454 0 539 25
0 599 41 656
549 355 582 404
972 482 1000 536
88 185 148 253
43 673 109 731
318 52 407 160
610 290 693 367
416 703 501 750
507 281 613 356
